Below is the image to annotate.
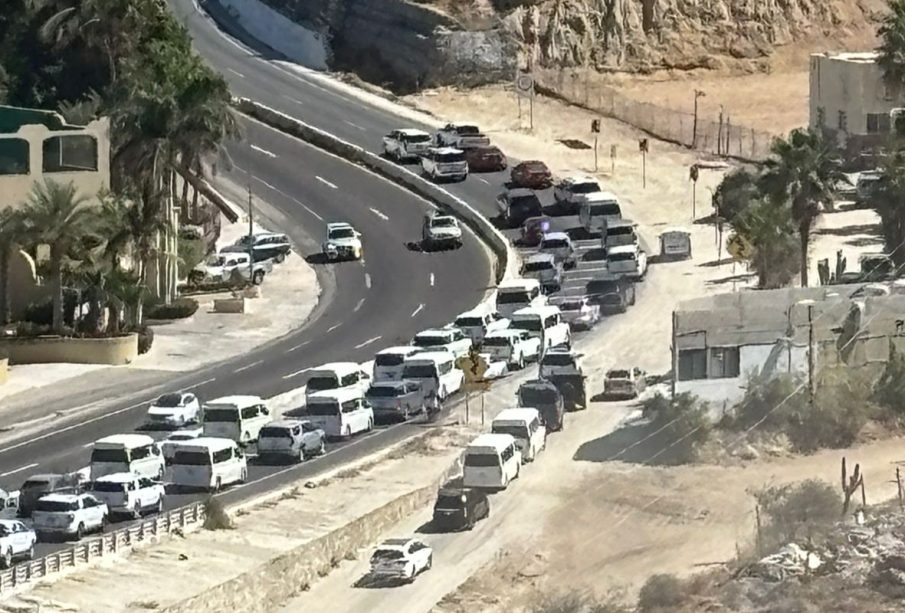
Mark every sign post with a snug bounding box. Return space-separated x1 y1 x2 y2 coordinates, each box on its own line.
515 72 535 132
247 185 254 280
689 164 699 220
610 144 617 175
591 119 600 172
638 139 649 188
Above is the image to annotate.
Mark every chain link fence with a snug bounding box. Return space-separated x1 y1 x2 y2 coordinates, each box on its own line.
534 68 779 162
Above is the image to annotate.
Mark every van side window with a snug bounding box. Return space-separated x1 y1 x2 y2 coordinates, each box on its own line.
132 445 151 460
212 448 232 463
292 426 301 436
439 361 452 375
341 373 359 386
341 399 359 414
529 288 539 300
528 418 538 434
544 315 557 328
241 406 257 419
501 445 514 463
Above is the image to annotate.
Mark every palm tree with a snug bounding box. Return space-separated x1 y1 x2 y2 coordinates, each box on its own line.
0 209 24 325
761 128 843 287
878 0 905 92
731 198 801 289
871 147 905 265
19 180 94 333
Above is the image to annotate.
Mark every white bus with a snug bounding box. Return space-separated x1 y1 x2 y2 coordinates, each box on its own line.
90 434 164 481
305 388 374 439
202 396 271 445
167 438 247 493
491 408 546 463
462 433 521 490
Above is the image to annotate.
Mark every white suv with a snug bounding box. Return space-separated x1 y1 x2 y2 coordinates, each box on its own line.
323 222 363 261
422 214 463 250
90 473 165 519
0 520 36 568
32 494 108 540
421 147 468 182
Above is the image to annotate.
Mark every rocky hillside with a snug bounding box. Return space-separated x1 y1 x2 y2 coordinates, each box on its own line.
261 0 884 91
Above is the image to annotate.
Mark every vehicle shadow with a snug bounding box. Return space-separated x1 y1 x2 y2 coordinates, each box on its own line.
353 574 403 590
304 253 330 266
572 415 689 466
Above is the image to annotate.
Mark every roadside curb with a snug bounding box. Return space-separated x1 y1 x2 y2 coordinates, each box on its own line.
232 98 519 289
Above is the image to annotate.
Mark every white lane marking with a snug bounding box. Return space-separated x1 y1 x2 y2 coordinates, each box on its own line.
250 144 277 158
0 463 39 477
316 176 338 189
190 377 217 390
235 360 263 373
343 119 366 131
251 175 276 190
287 340 311 353
248 175 324 221
228 68 246 79
369 207 389 221
354 336 382 349
477 177 490 185
430 273 435 286
282 367 311 380
82 442 94 448
327 323 342 333
411 303 424 317
354 298 365 312
365 273 372 289
283 94 304 105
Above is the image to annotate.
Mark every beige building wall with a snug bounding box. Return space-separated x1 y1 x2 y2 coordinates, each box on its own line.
0 116 111 211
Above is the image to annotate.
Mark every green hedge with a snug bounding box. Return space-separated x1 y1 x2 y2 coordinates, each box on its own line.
146 297 199 320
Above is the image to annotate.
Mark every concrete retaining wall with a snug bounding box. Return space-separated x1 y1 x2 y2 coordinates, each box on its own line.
0 333 138 365
233 98 518 284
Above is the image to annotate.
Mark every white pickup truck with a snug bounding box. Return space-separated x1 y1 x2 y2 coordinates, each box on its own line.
482 329 542 370
436 123 491 149
32 493 108 540
383 129 433 162
189 252 271 287
90 473 165 519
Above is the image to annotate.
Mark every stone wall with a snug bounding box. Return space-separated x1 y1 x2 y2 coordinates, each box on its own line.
0 333 138 365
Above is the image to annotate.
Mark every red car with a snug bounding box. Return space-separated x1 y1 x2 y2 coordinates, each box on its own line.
511 160 553 189
465 146 507 172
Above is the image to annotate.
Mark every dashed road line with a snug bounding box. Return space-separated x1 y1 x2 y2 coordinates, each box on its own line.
228 68 245 78
411 303 425 317
282 367 312 380
354 335 382 349
369 207 389 221
247 175 323 221
283 94 305 105
354 298 365 312
250 144 277 158
476 177 490 185
0 463 39 477
327 323 342 333
316 176 338 189
235 360 263 373
287 340 311 353
429 273 435 286
365 273 372 289
344 119 366 131
251 175 276 190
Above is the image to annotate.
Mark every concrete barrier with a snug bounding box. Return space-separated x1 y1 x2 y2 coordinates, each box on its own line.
0 357 7 385
214 297 246 313
0 334 138 365
233 98 518 284
160 456 463 613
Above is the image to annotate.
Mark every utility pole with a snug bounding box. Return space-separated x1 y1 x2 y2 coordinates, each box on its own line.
808 304 815 408
692 89 706 149
247 185 255 280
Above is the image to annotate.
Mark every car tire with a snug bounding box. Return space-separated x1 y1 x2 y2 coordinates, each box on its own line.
134 502 142 519
318 440 326 455
75 523 84 541
366 419 374 432
440 386 448 401
1 548 11 569
240 469 247 483
252 271 264 285
426 554 433 571
243 431 251 445
156 498 164 515
213 478 222 493
299 447 307 463
275 252 286 264
344 425 352 439
27 544 34 561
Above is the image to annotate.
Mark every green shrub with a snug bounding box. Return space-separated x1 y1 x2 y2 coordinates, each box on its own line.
22 290 79 327
178 237 207 279
873 345 905 416
637 574 688 612
145 298 199 320
202 497 234 530
647 392 712 464
753 479 840 550
14 321 53 337
133 325 154 354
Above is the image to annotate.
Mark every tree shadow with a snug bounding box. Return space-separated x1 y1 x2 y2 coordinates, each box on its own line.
572 416 688 466
697 257 735 268
707 272 757 286
814 223 882 238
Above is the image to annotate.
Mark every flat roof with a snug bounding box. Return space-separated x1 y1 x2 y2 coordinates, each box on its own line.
468 433 516 450
0 104 82 133
94 434 155 447
307 387 364 402
813 51 878 63
309 362 361 375
494 407 540 421
205 395 264 408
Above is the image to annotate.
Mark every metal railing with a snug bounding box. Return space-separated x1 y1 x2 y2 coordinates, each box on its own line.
0 502 206 592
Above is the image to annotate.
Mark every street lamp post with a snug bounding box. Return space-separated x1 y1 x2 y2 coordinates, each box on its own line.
692 89 706 149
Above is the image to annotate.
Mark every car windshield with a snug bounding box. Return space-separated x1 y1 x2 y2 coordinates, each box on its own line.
437 152 465 163
512 318 542 332
22 480 52 491
372 549 405 561
167 434 196 441
590 203 620 216
435 494 465 509
155 393 182 408
587 281 619 294
259 427 291 439
474 147 500 158
35 500 78 512
413 335 447 347
91 481 126 493
307 376 339 391
206 255 226 267
464 453 501 467
510 195 541 211
457 125 480 135
367 385 402 398
524 261 553 272
307 402 340 417
609 252 637 262
329 228 355 239
558 301 583 311
431 217 456 228
91 449 128 464
172 451 211 466
572 182 600 193
497 291 529 305
541 239 569 249
542 354 575 366
455 317 484 328
524 162 547 173
607 226 634 237
375 353 405 367
482 336 511 347
520 387 560 405
204 408 239 422
402 365 437 378
492 424 529 440
608 370 631 379
403 133 431 143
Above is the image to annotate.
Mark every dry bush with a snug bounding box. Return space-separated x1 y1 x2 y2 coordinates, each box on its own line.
529 590 631 613
642 392 713 464
202 497 235 530
637 573 689 612
752 479 840 551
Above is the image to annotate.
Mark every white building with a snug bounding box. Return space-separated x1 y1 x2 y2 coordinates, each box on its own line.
809 51 905 148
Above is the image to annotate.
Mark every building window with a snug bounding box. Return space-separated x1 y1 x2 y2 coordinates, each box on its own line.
677 349 707 381
710 347 740 379
816 107 826 127
42 135 98 173
838 111 848 132
867 112 891 134
0 138 29 175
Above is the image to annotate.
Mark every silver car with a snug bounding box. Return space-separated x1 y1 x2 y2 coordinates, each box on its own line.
365 381 425 423
256 420 326 464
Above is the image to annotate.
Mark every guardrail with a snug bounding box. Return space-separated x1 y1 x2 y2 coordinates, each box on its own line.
0 502 206 593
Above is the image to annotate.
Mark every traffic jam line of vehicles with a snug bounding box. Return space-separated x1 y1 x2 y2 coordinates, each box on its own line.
0 122 693 578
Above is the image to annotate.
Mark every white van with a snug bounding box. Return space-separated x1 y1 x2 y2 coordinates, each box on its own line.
491 408 546 463
305 362 371 401
202 396 271 445
373 346 421 382
167 438 247 493
579 192 622 233
401 351 464 400
90 434 164 481
495 278 547 319
510 305 571 351
606 244 648 281
305 388 374 439
454 308 510 345
462 433 521 490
